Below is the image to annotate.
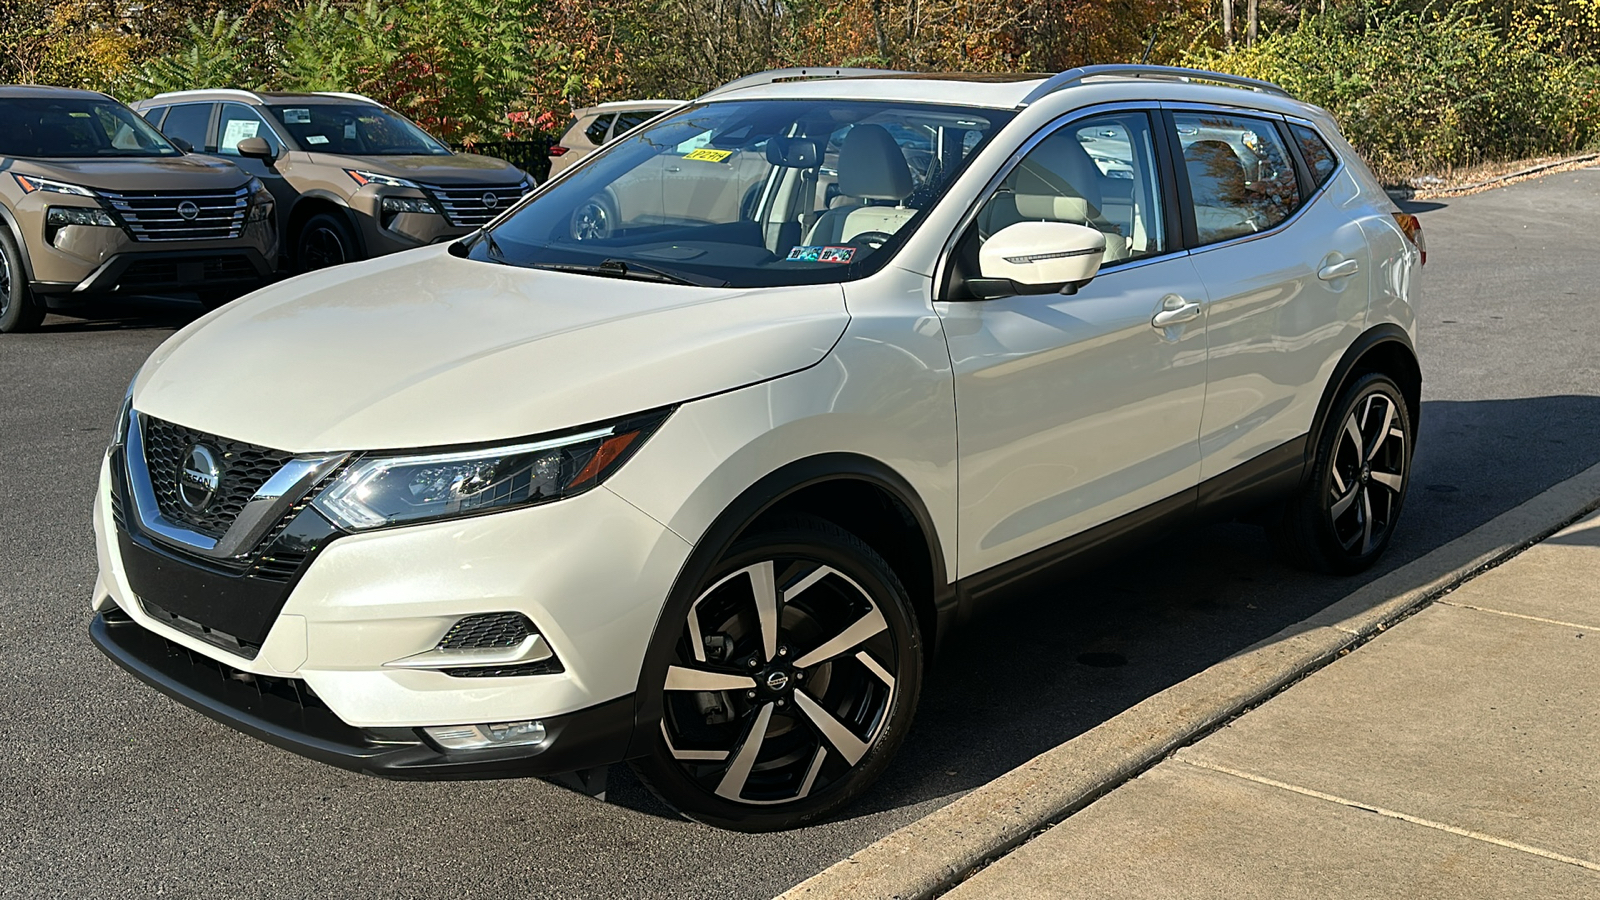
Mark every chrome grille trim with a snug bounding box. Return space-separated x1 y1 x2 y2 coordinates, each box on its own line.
97 186 251 242
419 182 530 228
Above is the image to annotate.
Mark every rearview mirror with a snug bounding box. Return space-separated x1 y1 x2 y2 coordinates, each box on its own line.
235 136 277 162
971 221 1106 300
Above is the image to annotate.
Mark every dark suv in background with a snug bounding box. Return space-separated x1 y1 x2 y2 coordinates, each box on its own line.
0 86 278 333
133 90 533 270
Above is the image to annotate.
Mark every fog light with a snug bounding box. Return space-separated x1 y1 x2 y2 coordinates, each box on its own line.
425 719 546 750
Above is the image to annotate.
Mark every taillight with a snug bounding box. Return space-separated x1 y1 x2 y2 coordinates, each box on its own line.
1392 212 1426 266
548 145 569 157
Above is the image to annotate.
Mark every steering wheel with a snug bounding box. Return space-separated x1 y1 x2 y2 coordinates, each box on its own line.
848 231 895 251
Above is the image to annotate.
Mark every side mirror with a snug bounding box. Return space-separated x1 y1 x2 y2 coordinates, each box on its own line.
971 221 1106 299
169 137 194 153
235 137 277 162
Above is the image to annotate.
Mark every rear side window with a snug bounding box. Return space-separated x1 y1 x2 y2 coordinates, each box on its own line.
1291 123 1339 189
140 106 168 126
611 110 654 138
584 114 614 145
1172 111 1302 246
161 103 213 151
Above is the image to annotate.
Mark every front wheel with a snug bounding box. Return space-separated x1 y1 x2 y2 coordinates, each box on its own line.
631 516 922 831
1275 372 1412 574
0 227 45 333
295 213 358 272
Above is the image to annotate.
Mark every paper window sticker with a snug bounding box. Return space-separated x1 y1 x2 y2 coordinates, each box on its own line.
283 108 311 124
306 135 330 145
674 131 714 154
221 119 260 149
344 122 358 140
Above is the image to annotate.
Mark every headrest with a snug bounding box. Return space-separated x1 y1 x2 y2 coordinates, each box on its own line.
837 124 912 202
766 136 820 168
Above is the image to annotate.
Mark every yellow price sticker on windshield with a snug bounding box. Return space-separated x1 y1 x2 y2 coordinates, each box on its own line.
683 148 733 162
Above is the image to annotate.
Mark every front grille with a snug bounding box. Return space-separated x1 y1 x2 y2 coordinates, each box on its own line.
141 598 262 659
117 255 258 289
99 186 250 242
420 182 529 228
437 612 535 651
142 416 293 539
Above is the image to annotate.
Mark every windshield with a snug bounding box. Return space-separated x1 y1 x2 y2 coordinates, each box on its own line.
472 99 1014 287
0 97 180 159
267 103 451 156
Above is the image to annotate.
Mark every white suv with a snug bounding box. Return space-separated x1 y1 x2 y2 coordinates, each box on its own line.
91 65 1424 831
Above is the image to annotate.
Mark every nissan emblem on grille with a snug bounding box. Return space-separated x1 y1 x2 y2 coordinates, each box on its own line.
177 200 200 221
178 444 221 513
482 192 499 209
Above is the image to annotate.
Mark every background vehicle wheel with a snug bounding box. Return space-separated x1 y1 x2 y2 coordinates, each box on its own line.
632 515 922 831
0 227 45 333
1274 372 1412 574
295 213 358 272
569 196 615 240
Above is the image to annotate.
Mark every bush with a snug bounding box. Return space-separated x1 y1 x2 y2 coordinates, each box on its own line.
1188 5 1600 183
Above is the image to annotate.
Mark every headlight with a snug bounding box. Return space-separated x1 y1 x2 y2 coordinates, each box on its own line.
345 169 419 189
13 173 95 196
311 410 670 530
380 196 438 215
46 206 117 227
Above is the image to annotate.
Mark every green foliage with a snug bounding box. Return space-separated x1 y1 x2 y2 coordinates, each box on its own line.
1189 5 1600 181
120 12 265 98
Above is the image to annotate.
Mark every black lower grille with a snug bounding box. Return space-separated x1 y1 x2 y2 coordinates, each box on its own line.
141 598 262 659
444 659 564 678
142 416 293 538
117 255 258 289
438 612 535 650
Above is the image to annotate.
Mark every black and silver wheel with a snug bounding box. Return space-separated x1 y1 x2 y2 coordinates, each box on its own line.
295 213 357 272
1276 372 1411 573
0 226 44 333
569 196 614 241
632 516 921 831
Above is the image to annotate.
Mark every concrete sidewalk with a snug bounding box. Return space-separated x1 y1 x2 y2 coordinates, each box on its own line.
944 512 1600 899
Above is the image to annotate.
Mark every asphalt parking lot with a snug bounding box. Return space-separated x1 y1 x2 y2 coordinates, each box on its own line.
3 166 1598 900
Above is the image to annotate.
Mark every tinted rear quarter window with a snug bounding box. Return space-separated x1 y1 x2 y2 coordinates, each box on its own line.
161 103 213 151
611 111 655 138
584 114 615 145
140 106 168 126
1291 123 1339 188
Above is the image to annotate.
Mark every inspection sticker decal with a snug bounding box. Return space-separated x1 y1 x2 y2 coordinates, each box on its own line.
786 245 856 263
683 148 733 162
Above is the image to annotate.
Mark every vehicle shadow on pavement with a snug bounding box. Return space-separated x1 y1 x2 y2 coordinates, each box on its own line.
39 297 203 333
604 392 1600 824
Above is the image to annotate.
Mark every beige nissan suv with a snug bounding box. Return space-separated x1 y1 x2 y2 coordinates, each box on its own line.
133 90 532 271
0 86 278 333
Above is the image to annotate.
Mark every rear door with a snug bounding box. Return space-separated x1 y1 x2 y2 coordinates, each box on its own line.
940 108 1211 578
1164 106 1370 486
157 102 215 154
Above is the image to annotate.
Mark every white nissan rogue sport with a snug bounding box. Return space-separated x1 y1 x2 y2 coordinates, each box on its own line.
92 65 1424 831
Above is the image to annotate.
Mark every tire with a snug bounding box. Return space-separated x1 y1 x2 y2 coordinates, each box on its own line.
569 195 615 241
0 226 45 333
631 515 923 831
294 213 358 272
1275 372 1412 574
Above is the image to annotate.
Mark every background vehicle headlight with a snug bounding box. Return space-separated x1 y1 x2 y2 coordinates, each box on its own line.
380 196 438 215
46 206 117 227
13 173 95 196
311 410 670 530
345 169 419 189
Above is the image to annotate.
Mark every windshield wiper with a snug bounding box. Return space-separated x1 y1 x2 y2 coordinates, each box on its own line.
531 258 728 288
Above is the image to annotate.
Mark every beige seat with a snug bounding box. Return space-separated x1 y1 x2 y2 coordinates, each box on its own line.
977 135 1132 262
806 125 919 245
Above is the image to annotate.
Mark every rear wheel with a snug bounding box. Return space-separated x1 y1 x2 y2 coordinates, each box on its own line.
295 213 358 272
632 516 922 831
1275 372 1412 574
0 227 45 333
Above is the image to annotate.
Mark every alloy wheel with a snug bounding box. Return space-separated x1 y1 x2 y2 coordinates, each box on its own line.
301 226 348 270
0 249 12 320
571 201 611 240
660 557 899 807
1327 391 1406 556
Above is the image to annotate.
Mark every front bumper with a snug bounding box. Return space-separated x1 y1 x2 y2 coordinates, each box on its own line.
92 610 635 778
37 247 274 302
92 448 692 777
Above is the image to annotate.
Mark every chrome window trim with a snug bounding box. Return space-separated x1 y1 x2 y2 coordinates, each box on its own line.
1162 103 1344 257
124 409 347 559
933 101 1187 301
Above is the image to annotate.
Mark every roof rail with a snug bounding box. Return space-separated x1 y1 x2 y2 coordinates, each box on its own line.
316 91 383 106
147 88 265 103
1019 64 1291 106
698 67 914 101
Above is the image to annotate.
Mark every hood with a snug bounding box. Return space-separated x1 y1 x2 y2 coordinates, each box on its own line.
133 247 849 453
314 152 524 184
19 155 252 192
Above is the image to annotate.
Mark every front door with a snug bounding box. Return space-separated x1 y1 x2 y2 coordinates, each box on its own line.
940 109 1209 578
215 102 296 238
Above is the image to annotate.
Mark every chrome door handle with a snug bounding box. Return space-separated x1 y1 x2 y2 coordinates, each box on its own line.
1318 259 1360 281
665 166 683 173
1152 296 1202 328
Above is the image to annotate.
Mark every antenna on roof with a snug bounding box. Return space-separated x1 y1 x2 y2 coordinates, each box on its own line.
1140 27 1158 65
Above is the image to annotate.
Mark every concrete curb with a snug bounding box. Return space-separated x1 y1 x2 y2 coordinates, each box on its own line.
1386 150 1600 201
777 460 1600 900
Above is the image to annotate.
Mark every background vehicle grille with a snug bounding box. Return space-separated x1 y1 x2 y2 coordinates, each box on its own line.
142 417 293 539
118 255 259 289
437 612 536 650
99 187 250 242
420 183 529 228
